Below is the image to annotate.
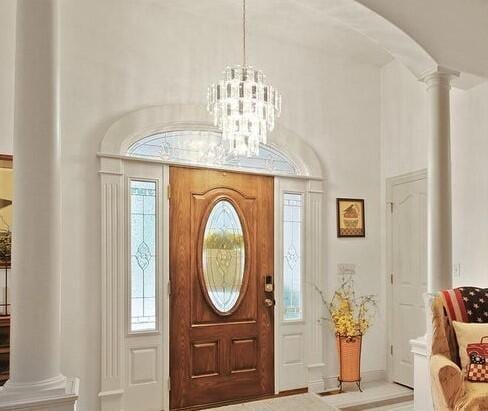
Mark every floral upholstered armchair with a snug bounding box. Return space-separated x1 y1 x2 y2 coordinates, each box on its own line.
430 288 488 410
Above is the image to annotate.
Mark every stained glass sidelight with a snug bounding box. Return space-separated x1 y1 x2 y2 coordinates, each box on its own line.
202 200 245 313
283 193 303 321
130 180 157 331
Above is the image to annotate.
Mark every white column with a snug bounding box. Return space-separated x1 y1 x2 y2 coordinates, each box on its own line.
411 66 458 411
0 1 78 409
424 67 458 293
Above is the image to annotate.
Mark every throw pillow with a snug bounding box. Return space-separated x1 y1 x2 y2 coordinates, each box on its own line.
453 321 488 381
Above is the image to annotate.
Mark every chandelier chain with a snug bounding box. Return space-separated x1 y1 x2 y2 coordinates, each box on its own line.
206 0 281 157
242 0 247 67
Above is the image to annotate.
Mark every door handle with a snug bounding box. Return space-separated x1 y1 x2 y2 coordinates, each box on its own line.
264 298 275 307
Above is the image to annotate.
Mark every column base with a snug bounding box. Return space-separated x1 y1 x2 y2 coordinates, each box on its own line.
411 336 433 411
0 376 79 411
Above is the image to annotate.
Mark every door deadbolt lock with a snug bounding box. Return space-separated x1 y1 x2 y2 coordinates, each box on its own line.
265 275 273 292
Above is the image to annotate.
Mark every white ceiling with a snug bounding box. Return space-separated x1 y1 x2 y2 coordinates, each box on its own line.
163 0 488 81
357 0 488 78
161 0 393 67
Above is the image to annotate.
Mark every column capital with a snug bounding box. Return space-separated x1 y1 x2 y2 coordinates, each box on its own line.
419 65 460 89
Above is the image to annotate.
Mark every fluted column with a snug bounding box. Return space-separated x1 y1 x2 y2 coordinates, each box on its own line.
0 1 77 408
423 67 458 293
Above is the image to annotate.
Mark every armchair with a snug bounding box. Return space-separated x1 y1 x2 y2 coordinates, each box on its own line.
430 292 488 410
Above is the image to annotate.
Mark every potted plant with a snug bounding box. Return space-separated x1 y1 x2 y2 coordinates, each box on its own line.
0 226 11 317
316 276 377 392
0 229 10 267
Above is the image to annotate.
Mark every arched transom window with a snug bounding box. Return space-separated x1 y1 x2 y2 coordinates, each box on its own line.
127 130 298 175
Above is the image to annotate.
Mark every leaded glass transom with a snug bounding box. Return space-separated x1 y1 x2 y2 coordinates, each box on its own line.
202 200 245 314
127 130 297 175
283 193 303 321
130 180 157 331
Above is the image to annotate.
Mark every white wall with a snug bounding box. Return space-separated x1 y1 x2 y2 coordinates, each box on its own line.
380 59 488 288
60 2 384 409
451 81 488 287
0 0 16 155
1 1 385 409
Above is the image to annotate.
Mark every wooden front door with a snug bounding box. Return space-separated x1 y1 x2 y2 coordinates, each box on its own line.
170 166 274 410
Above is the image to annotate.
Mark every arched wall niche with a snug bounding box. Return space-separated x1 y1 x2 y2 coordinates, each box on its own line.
99 104 324 179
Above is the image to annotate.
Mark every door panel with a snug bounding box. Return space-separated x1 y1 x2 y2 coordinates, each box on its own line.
170 167 274 410
391 176 427 387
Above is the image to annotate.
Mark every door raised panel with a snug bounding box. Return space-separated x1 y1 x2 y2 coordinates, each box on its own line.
231 338 257 374
283 333 303 365
129 347 158 385
191 341 220 378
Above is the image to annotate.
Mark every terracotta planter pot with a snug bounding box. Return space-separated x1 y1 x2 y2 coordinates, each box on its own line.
336 334 362 391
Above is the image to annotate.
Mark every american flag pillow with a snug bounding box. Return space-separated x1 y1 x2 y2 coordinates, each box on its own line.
440 287 488 324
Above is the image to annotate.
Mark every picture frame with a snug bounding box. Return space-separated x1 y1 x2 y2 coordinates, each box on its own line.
336 198 365 238
0 154 12 268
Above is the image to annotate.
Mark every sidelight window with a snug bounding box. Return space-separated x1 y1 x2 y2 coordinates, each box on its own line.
283 193 303 321
130 180 157 332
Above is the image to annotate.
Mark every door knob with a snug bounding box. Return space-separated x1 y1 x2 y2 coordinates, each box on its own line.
264 298 275 307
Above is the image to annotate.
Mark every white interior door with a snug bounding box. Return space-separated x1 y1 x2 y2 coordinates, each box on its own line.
390 173 427 387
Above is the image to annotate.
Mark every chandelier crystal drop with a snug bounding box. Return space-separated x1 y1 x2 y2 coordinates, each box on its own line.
206 0 282 157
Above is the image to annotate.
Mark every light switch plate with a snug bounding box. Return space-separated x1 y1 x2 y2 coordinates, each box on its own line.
453 263 461 279
338 263 356 276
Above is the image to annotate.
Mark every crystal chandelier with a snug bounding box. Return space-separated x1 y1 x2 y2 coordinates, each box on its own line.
207 0 282 157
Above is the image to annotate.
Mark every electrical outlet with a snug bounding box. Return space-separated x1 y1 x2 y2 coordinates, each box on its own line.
453 263 461 279
338 263 356 276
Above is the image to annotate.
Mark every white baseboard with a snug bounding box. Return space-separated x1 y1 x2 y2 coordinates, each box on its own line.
308 378 326 393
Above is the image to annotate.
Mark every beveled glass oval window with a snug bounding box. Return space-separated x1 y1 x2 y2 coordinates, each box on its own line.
202 200 246 314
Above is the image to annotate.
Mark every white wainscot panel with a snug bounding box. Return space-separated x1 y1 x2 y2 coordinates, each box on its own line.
283 333 304 365
124 343 164 411
281 332 307 390
129 347 158 385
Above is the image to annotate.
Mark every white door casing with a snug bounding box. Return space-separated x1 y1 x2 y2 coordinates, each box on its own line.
386 170 427 387
98 105 326 411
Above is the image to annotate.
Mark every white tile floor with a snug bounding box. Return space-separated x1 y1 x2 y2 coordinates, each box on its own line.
204 394 335 410
204 382 414 411
320 381 413 410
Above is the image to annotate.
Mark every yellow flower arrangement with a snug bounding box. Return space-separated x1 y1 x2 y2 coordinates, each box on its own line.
316 276 377 337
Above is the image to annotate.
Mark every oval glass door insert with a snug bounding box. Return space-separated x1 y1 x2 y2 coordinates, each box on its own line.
202 200 246 313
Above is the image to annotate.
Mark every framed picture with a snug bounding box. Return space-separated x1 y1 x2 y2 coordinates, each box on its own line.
0 155 12 267
336 198 365 238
